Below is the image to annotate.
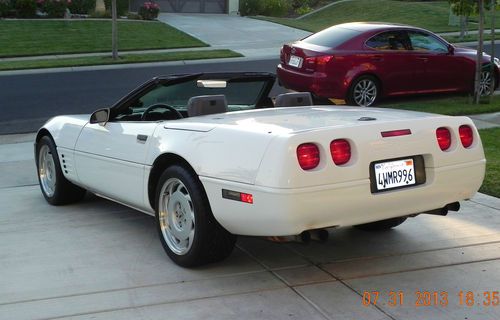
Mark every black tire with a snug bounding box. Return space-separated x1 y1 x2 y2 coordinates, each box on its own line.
36 135 86 205
346 75 380 107
155 165 236 267
354 217 407 231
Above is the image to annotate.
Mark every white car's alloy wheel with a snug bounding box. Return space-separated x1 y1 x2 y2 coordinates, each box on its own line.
155 165 236 267
158 178 195 255
38 144 56 197
36 136 86 205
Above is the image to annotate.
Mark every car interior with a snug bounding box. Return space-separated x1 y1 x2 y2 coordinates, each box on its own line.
112 73 315 122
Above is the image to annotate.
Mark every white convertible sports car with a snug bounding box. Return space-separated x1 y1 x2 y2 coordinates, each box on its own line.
35 72 486 267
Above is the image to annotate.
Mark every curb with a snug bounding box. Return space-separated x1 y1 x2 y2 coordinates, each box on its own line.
0 55 278 76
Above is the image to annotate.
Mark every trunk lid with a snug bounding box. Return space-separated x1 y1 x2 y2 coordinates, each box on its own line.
173 106 450 134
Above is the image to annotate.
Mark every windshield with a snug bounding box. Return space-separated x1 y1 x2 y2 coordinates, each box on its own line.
114 75 273 121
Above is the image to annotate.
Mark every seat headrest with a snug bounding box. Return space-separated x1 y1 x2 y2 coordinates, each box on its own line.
274 92 313 107
187 95 228 117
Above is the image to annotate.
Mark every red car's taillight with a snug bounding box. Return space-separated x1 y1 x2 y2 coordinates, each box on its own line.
304 55 333 72
280 47 285 63
459 125 474 148
330 139 351 165
297 143 320 170
436 127 452 151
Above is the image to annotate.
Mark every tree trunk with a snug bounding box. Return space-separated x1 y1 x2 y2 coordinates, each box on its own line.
474 0 485 104
490 0 496 96
112 0 118 60
460 15 466 41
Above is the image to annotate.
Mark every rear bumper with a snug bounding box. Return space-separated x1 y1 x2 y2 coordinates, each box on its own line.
201 159 485 236
277 64 345 98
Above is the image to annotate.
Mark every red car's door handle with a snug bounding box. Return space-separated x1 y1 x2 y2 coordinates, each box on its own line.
417 57 429 62
371 55 383 61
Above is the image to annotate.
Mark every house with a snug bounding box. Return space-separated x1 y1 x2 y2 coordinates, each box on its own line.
130 0 239 14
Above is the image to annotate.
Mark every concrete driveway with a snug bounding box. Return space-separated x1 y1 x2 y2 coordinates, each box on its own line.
157 13 310 58
1 133 500 319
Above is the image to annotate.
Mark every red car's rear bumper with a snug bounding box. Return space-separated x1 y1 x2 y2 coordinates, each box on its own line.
277 64 346 99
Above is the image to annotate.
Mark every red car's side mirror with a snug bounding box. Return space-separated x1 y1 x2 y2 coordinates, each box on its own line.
448 45 455 55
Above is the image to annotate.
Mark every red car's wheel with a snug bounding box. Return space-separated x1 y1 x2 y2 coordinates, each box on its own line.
347 75 380 107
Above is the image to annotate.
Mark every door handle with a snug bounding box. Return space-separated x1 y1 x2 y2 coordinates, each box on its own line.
137 134 148 143
417 57 428 62
371 55 383 62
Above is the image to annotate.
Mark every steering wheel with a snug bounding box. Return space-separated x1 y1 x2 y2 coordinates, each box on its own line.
141 103 183 121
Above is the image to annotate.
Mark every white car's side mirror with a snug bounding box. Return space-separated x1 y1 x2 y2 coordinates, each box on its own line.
90 108 110 126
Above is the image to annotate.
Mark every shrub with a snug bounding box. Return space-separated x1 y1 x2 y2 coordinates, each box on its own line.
68 0 94 14
41 0 70 17
239 0 265 16
239 0 290 17
138 1 159 20
15 0 36 17
0 0 11 17
264 0 290 17
103 0 128 16
126 11 141 20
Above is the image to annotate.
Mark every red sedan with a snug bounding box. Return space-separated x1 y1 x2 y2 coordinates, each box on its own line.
277 22 499 106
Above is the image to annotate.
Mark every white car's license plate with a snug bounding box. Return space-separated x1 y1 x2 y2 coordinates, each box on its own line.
374 158 415 191
288 55 303 68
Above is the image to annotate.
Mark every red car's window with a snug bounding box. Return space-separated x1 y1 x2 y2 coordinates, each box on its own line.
302 25 361 48
408 31 448 53
366 31 411 51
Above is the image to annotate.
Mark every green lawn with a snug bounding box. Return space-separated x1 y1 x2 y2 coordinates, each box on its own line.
444 32 500 43
0 20 207 58
380 94 500 116
258 0 497 33
478 127 500 198
0 50 242 71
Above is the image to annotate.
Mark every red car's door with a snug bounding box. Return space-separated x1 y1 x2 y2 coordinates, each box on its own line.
408 31 465 92
364 30 426 95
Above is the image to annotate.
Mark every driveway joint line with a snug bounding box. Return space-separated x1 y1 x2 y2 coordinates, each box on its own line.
0 267 271 307
469 198 500 211
308 239 500 264
236 243 333 320
328 257 500 281
31 285 287 320
284 245 397 320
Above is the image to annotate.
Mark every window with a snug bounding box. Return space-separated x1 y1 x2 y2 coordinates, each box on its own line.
366 31 411 51
113 78 271 121
303 26 361 48
408 31 448 53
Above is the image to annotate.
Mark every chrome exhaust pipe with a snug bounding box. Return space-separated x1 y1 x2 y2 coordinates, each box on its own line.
310 229 329 242
423 202 460 216
447 202 460 212
264 229 329 244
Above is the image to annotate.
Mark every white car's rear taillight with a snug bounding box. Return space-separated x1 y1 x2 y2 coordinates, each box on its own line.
330 139 351 165
436 127 452 151
459 125 474 148
297 143 320 170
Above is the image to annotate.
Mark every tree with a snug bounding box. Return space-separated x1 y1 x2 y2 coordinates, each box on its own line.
489 0 497 96
449 0 475 41
450 0 498 103
111 0 118 60
474 0 485 104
